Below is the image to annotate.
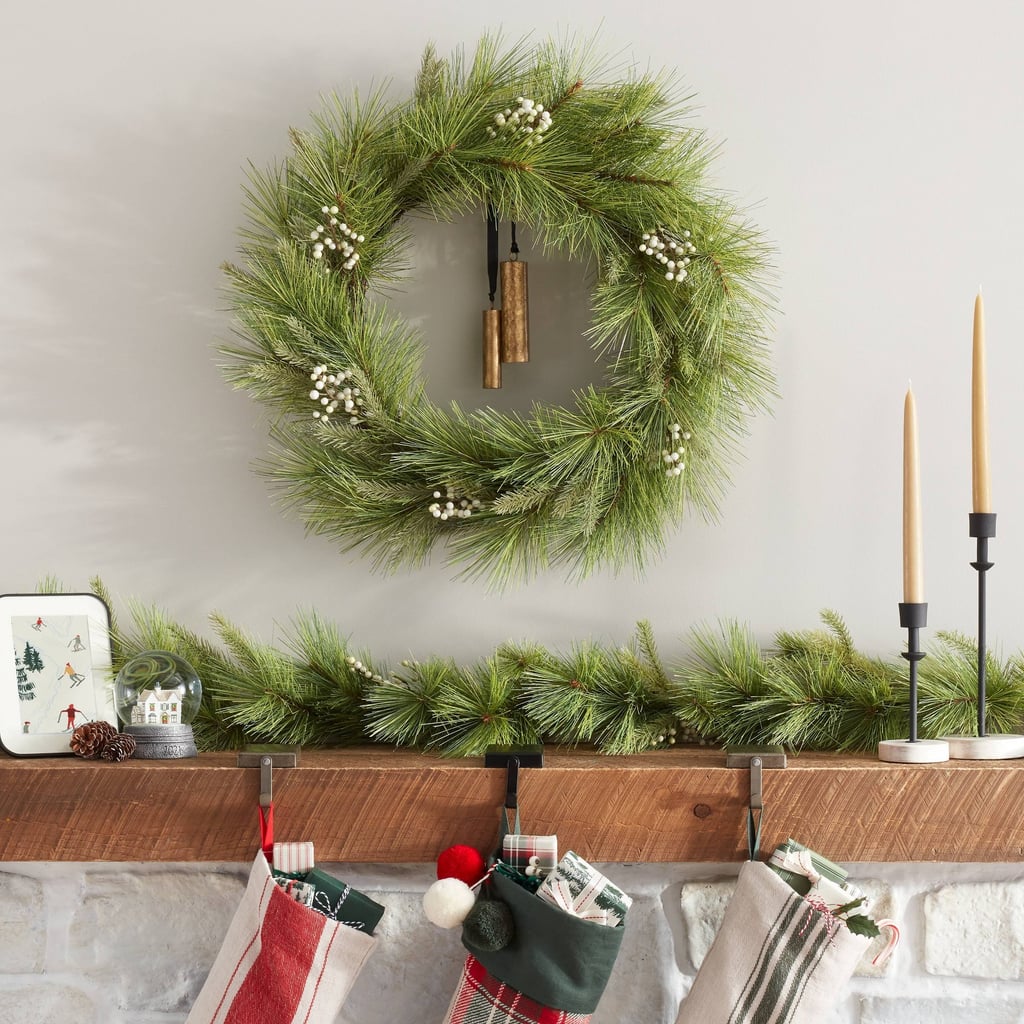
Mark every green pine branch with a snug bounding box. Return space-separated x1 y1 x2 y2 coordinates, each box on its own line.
72 580 1024 758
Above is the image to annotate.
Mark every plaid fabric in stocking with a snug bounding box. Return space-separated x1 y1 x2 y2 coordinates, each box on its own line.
444 956 592 1024
186 852 376 1024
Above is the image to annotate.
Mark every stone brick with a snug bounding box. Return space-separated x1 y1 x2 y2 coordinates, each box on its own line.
338 890 466 1024
0 981 97 1024
860 996 1024 1024
679 878 734 970
847 878 896 978
596 895 684 1023
924 882 1024 979
0 872 45 973
68 867 246 1011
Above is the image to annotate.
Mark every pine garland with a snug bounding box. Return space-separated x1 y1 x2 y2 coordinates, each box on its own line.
222 35 776 586
75 580 1024 756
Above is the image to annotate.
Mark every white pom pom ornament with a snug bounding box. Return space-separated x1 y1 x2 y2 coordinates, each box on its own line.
422 877 477 928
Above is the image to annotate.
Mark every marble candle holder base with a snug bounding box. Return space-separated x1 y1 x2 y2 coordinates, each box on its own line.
878 738 950 764
941 733 1024 760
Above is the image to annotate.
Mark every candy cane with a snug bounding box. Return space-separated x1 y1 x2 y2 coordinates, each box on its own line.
871 919 900 967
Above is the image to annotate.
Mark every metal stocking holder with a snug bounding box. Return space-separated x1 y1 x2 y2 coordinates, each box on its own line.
237 746 300 794
484 745 543 837
237 746 300 856
725 746 786 860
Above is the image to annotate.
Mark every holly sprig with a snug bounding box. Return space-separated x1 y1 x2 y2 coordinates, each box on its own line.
833 897 880 938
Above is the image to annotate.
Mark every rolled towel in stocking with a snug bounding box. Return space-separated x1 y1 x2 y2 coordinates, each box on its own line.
186 852 376 1024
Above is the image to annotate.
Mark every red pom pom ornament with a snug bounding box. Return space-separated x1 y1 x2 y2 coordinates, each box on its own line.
436 844 486 886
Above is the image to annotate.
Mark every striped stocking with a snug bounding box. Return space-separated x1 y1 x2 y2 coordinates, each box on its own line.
676 861 870 1024
186 852 376 1024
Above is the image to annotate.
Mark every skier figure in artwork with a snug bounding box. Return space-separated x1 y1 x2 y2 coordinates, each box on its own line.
57 704 83 730
31 617 45 631
59 662 86 686
68 634 85 652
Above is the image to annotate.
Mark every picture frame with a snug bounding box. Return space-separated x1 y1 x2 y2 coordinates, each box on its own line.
0 593 116 756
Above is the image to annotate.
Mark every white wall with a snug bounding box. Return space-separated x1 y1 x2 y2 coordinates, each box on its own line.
3 0 1024 663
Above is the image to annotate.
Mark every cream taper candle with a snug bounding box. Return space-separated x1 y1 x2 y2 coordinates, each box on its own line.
972 290 991 513
903 385 924 603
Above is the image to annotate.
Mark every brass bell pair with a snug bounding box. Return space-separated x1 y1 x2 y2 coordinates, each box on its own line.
482 242 529 389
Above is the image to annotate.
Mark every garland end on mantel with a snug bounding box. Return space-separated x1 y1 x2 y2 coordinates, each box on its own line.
73 579 1024 757
223 34 776 586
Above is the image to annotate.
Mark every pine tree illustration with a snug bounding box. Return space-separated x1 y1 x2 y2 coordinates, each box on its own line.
15 651 34 700
558 854 593 898
23 642 44 673
592 882 627 916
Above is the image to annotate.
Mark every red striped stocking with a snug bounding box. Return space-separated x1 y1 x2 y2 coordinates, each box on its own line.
186 852 376 1024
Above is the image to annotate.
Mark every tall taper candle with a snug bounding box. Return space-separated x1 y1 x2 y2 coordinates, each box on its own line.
903 386 924 603
972 290 991 513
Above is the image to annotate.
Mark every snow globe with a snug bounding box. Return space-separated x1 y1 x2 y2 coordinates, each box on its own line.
114 651 202 758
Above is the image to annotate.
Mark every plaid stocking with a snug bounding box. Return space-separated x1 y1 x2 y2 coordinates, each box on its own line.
442 870 624 1024
444 955 592 1024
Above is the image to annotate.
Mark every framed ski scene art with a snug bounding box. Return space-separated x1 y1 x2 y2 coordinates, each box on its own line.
0 593 115 755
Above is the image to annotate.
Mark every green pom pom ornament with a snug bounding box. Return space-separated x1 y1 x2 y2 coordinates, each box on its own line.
463 897 515 951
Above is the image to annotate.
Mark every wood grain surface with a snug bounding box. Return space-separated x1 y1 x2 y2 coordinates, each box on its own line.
2 747 1022 862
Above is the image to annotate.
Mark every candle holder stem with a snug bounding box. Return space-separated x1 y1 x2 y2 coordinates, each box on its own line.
969 512 996 737
900 602 926 743
943 513 1024 758
879 603 947 762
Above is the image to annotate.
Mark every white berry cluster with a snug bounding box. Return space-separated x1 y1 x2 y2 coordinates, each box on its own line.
639 229 696 282
309 364 366 424
428 485 482 521
661 423 691 478
650 723 709 749
310 205 365 272
656 725 679 746
485 97 552 145
346 654 385 684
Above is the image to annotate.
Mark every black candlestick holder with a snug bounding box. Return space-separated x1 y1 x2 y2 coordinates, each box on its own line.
972 512 996 736
879 602 949 763
943 513 1024 758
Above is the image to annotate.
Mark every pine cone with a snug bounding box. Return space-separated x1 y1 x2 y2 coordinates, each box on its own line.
100 733 137 762
70 721 118 759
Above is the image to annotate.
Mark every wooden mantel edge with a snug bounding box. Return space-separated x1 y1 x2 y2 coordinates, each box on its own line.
1 746 1021 863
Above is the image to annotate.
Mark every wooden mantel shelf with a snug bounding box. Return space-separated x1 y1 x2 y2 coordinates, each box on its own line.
2 747 1022 863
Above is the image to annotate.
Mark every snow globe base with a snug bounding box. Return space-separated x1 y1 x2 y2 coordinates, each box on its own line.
125 723 197 759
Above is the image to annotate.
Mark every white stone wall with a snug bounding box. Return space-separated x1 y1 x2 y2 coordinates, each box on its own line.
2 860 1023 1023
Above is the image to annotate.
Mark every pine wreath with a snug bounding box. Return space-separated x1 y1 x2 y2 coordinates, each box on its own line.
223 36 775 584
